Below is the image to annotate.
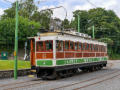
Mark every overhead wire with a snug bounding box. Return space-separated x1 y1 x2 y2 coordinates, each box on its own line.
3 0 12 3
86 0 97 8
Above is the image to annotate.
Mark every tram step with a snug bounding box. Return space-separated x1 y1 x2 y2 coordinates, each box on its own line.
30 70 36 72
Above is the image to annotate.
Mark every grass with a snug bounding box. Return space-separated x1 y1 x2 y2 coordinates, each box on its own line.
0 60 30 70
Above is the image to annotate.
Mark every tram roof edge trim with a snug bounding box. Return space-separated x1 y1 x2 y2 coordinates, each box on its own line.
27 32 107 46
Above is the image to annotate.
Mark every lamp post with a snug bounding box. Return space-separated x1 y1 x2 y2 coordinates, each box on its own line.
3 0 46 80
78 14 80 33
87 19 95 39
14 0 19 80
88 25 95 39
92 25 95 39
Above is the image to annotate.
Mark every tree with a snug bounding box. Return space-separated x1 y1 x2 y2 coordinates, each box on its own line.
1 0 53 29
72 8 120 58
1 0 37 19
72 10 89 32
31 10 53 29
19 0 37 18
0 16 41 50
62 19 70 29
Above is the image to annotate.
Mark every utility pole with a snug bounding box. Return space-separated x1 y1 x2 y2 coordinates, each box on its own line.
92 25 95 39
14 0 19 80
78 14 80 32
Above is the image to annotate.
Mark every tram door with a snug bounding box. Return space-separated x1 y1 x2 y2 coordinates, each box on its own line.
30 39 35 67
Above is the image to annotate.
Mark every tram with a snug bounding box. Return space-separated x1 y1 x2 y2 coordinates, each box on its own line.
28 30 108 79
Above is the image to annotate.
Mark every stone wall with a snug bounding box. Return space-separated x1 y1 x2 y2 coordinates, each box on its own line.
0 69 31 79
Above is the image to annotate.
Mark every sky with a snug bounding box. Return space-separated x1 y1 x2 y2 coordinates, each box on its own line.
0 0 120 20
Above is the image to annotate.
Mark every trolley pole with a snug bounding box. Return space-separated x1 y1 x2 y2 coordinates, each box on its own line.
92 25 95 39
14 0 19 80
78 14 80 33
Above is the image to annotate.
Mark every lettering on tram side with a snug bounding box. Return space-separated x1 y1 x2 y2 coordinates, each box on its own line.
64 59 77 64
61 57 107 65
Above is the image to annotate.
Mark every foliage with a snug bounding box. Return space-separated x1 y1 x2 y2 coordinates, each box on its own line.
98 38 113 45
1 0 37 19
0 16 41 49
31 10 53 29
1 0 53 29
72 10 89 32
62 19 70 29
71 8 120 59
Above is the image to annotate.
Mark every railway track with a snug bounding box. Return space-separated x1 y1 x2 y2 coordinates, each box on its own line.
0 62 114 90
0 77 50 90
74 72 120 90
51 63 119 90
51 69 119 90
4 81 49 90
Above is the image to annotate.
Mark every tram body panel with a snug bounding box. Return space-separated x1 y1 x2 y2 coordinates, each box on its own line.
29 32 108 79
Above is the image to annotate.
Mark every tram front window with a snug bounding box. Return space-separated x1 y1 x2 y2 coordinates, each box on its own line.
37 42 44 51
36 40 53 52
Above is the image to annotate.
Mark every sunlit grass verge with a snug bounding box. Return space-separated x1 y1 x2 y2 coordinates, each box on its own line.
0 60 30 70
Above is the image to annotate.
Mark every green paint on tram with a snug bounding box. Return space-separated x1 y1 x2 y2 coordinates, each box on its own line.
36 57 108 66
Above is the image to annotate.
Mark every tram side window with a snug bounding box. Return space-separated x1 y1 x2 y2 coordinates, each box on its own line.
95 45 97 52
98 45 100 52
78 43 82 50
56 40 63 51
36 42 44 51
45 41 53 51
105 46 107 52
103 46 105 52
86 43 89 50
90 44 92 51
70 42 74 50
96 45 98 52
82 43 85 51
104 46 106 52
92 44 94 51
65 41 69 50
99 46 101 52
101 46 103 52
75 42 78 50
100 46 102 52
102 46 105 52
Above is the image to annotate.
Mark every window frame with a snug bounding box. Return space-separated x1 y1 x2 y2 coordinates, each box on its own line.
56 40 64 52
69 41 75 51
74 42 78 51
36 40 53 52
78 42 82 51
64 41 69 51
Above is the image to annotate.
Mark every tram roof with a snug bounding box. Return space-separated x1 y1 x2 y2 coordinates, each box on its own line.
28 31 107 46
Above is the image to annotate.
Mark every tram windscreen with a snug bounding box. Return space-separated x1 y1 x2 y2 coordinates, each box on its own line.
36 41 44 51
36 41 53 52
